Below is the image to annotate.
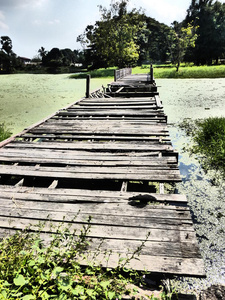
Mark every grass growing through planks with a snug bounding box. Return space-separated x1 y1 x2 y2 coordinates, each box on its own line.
180 117 225 179
0 220 171 299
0 123 12 142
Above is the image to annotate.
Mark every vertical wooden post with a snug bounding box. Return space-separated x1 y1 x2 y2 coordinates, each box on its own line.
86 74 91 98
150 64 154 83
114 70 117 82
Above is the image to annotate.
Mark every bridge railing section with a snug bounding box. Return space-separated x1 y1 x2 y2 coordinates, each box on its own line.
114 68 132 82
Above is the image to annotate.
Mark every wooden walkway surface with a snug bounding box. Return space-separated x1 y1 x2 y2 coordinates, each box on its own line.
0 71 205 277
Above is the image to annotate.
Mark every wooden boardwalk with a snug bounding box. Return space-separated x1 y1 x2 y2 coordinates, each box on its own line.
0 70 205 277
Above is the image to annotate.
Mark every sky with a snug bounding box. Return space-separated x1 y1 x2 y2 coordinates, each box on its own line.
0 0 221 58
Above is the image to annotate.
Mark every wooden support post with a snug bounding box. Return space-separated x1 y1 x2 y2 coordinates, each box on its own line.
86 75 91 98
121 181 128 192
150 64 154 83
159 183 165 194
114 70 117 82
15 178 24 187
48 180 58 189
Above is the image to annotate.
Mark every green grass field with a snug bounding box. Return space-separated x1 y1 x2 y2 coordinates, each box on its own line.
135 64 225 78
70 64 225 79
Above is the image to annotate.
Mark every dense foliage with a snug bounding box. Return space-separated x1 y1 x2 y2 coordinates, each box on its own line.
184 0 225 65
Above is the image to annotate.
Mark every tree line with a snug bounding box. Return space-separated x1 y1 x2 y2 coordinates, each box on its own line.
1 0 225 73
78 0 225 70
0 37 85 74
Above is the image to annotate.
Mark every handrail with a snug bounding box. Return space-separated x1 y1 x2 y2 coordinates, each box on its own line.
114 68 132 82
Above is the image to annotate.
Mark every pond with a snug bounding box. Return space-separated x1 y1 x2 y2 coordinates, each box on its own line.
158 79 225 293
1 75 225 293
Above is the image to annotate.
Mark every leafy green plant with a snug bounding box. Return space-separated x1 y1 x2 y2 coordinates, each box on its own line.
0 219 153 299
0 123 11 142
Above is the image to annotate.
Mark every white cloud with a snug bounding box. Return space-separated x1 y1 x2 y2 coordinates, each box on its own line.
0 10 9 30
33 19 60 26
0 0 48 9
130 0 188 25
48 19 60 25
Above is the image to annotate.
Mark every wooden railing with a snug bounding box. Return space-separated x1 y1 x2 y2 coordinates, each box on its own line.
114 68 132 81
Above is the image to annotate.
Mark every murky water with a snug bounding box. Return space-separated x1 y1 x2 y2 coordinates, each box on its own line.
157 79 225 293
1 75 225 293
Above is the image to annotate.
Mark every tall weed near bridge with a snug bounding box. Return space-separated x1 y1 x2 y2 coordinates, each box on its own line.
180 117 225 178
0 221 154 299
193 117 225 173
0 123 11 142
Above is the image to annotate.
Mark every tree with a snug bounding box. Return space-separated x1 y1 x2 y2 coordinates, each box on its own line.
139 18 171 64
77 0 146 68
167 22 198 71
38 47 48 60
0 36 17 73
184 0 225 65
1 36 13 56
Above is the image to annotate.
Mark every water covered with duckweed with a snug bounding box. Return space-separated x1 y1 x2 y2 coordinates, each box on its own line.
1 75 225 293
0 74 112 135
158 79 225 294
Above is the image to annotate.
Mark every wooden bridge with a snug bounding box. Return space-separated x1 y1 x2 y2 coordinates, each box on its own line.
0 68 205 278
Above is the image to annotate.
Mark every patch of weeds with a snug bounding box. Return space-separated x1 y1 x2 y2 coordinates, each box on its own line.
179 117 225 180
0 123 12 142
0 219 160 299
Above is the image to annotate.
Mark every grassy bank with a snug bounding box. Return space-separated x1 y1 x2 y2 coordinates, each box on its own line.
70 64 225 79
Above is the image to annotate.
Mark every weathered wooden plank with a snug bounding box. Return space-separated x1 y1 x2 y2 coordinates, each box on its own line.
78 254 206 277
1 149 163 159
29 129 170 137
0 186 188 202
0 216 196 243
79 101 156 106
0 187 187 207
19 134 170 142
0 155 178 168
0 198 191 219
0 164 182 181
51 117 167 123
0 149 168 160
85 238 201 258
4 141 173 152
0 207 193 231
46 118 166 124
57 110 165 116
70 105 159 110
71 98 158 104
37 121 168 128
